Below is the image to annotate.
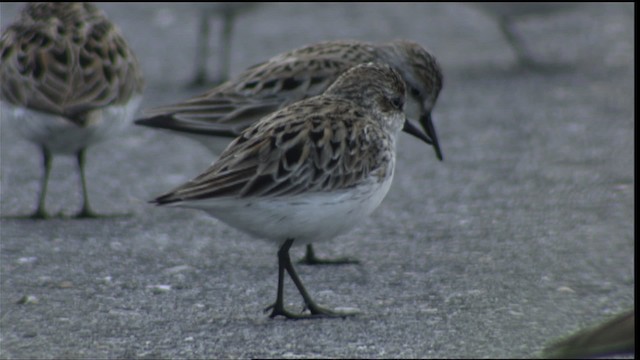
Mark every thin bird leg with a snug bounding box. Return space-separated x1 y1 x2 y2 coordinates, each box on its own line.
75 149 98 218
283 240 353 318
215 11 234 85
189 12 210 87
266 239 354 319
298 244 360 266
265 238 303 319
498 17 539 68
31 146 52 219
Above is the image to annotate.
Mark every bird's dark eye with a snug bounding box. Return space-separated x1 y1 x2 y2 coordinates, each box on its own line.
410 87 421 98
391 96 404 110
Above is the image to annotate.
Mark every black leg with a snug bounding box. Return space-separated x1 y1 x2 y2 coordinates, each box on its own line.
31 146 52 219
265 239 304 319
298 244 360 266
266 239 357 319
75 149 98 218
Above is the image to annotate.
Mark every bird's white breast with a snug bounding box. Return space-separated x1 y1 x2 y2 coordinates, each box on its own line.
1 96 142 154
173 172 395 247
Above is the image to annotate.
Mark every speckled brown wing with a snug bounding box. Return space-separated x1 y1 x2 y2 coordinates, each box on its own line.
139 41 378 136
0 3 143 124
153 97 391 204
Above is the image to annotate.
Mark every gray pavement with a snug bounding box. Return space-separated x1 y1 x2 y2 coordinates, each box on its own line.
0 2 634 358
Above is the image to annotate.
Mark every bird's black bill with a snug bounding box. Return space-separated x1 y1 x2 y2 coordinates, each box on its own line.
402 115 443 161
402 119 431 144
419 113 443 161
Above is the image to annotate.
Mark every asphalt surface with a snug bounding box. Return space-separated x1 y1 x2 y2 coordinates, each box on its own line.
0 3 634 359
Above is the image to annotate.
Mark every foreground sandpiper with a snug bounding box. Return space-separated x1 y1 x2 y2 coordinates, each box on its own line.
136 39 443 264
151 63 432 319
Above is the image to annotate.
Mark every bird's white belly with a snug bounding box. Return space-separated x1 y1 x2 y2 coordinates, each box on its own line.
177 174 394 246
1 97 142 155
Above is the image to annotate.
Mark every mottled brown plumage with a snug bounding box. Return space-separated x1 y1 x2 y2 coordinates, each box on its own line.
136 39 443 160
151 64 428 318
0 2 144 218
155 64 406 204
0 2 143 123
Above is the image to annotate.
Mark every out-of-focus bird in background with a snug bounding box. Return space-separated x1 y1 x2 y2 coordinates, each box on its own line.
469 2 581 69
0 2 144 218
189 3 261 87
542 308 635 359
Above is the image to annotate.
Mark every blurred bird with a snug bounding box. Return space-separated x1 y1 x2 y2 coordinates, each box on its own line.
469 2 581 68
0 3 144 218
189 3 260 87
543 309 635 359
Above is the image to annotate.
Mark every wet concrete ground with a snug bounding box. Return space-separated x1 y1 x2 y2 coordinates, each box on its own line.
0 3 634 358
